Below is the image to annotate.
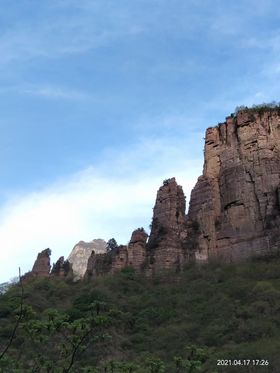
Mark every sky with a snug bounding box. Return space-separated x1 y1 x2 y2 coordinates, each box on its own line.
1 0 280 282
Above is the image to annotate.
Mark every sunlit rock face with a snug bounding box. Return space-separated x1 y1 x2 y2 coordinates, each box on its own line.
68 239 107 278
188 108 280 261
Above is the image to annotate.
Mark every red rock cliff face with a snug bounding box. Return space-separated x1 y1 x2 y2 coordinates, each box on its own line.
188 109 280 261
146 177 189 273
31 248 51 277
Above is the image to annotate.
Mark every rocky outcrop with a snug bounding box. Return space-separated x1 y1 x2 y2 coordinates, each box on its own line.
127 228 148 272
31 248 51 277
146 178 189 273
51 256 73 278
86 178 189 278
188 108 280 262
22 249 73 282
68 239 107 279
86 229 149 277
22 248 52 282
86 244 127 277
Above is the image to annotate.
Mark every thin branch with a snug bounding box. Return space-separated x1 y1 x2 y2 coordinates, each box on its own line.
0 267 24 360
63 327 94 373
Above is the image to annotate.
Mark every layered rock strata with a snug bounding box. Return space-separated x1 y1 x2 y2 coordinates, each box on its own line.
188 108 280 261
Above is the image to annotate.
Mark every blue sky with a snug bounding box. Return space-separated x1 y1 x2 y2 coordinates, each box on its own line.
1 0 280 282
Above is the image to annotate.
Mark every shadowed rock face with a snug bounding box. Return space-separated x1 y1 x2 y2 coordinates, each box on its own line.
146 178 189 273
188 109 280 261
51 256 73 278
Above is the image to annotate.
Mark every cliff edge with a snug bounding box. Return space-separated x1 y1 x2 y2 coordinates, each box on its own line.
188 107 280 261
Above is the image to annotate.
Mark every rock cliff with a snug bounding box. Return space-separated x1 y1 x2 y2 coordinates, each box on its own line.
32 248 51 276
188 108 280 261
145 178 189 274
87 108 280 276
22 106 280 281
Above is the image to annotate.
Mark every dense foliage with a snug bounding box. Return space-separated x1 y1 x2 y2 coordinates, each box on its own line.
1 255 280 372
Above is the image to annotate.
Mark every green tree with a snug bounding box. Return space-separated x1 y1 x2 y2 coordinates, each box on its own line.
106 238 118 252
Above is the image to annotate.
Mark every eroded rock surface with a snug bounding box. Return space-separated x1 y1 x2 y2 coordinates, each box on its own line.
127 228 148 272
22 249 73 282
31 248 51 277
86 244 129 277
188 108 280 261
146 178 189 273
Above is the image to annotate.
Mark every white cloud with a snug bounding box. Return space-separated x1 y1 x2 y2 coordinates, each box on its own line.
22 85 91 101
0 136 203 283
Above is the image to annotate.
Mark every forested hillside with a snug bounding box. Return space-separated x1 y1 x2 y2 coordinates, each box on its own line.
1 255 280 372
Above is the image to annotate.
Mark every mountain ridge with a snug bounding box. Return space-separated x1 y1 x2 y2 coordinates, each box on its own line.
22 105 280 280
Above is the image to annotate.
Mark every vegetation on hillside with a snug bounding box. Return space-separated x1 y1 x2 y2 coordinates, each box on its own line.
234 102 280 116
1 256 280 372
